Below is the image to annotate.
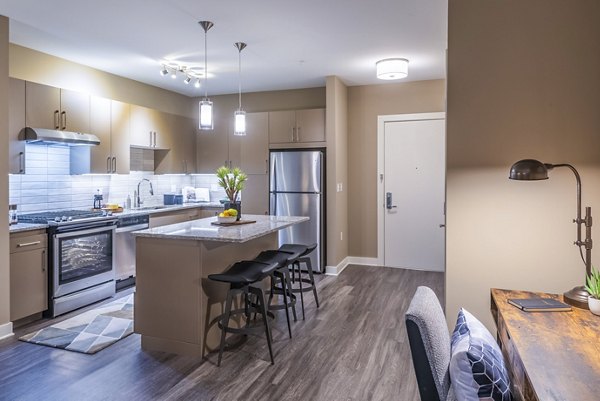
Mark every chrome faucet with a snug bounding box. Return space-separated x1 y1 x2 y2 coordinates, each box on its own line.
137 178 154 206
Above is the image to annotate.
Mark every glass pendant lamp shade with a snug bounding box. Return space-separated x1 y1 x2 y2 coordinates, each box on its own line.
234 110 246 135
233 42 247 136
199 99 213 130
198 20 214 130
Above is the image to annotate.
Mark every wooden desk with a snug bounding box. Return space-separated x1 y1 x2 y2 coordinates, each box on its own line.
491 289 600 401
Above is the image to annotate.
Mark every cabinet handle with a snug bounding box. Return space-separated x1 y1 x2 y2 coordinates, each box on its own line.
153 131 157 148
19 152 25 174
17 241 41 248
42 249 46 272
149 131 153 147
54 110 60 129
265 159 269 174
107 157 111 173
112 157 117 173
297 126 301 142
292 127 296 142
61 111 67 130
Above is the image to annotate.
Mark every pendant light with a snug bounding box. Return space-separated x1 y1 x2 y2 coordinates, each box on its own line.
233 42 247 136
198 21 214 130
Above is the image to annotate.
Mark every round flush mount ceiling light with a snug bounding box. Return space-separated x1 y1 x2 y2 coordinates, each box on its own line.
376 58 409 80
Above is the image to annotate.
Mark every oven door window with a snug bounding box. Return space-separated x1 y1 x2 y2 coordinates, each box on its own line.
58 229 113 284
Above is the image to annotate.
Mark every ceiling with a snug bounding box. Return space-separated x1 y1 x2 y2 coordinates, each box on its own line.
0 0 447 97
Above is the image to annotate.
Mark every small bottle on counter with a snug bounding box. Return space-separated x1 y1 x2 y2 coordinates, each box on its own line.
9 204 18 225
126 194 132 209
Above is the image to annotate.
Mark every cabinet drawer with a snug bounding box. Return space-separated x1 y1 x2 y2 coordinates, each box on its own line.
10 233 47 254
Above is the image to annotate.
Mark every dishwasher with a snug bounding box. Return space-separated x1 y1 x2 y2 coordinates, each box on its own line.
115 213 149 290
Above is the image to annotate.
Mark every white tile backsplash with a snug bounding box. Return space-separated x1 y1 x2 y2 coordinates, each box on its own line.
9 143 224 213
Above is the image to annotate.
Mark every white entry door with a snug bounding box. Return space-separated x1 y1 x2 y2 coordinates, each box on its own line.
383 117 445 271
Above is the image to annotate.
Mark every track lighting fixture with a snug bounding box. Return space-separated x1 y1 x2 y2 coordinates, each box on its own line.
160 66 169 76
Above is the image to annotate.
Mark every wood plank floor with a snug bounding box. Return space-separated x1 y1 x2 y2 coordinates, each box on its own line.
0 265 444 401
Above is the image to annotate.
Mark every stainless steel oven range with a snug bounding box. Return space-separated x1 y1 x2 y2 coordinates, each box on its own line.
19 210 118 317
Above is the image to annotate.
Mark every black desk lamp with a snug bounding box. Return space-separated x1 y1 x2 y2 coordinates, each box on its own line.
509 159 593 309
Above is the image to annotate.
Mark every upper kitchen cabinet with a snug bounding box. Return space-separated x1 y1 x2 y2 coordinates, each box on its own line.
89 97 130 174
197 112 268 174
9 78 26 174
239 112 269 174
25 82 90 133
130 105 170 149
196 119 231 173
268 108 325 145
155 114 196 174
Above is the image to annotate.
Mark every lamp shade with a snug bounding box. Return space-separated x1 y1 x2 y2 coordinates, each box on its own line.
234 110 246 136
199 99 213 130
509 159 549 180
376 58 409 80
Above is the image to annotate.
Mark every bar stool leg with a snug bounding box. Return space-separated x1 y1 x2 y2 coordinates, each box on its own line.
278 271 292 339
252 286 274 365
295 261 306 320
304 257 320 308
218 288 235 367
283 268 297 322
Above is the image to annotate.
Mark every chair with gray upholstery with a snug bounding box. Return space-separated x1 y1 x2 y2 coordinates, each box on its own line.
405 286 455 401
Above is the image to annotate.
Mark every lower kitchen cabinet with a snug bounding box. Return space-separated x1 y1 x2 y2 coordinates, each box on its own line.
10 229 48 321
200 207 222 218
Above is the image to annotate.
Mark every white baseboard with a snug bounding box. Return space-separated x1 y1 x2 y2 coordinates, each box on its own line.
325 257 349 276
346 256 381 266
325 256 383 276
0 321 14 341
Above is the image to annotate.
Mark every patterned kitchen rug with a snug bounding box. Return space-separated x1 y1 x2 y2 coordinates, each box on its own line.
20 294 134 354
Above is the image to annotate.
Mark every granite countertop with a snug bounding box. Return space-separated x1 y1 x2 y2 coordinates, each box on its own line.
9 222 49 233
133 214 309 243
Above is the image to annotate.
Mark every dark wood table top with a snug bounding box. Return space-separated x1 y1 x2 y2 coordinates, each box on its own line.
491 289 600 401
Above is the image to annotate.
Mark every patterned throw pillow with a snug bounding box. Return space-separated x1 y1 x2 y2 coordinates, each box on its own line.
449 308 513 401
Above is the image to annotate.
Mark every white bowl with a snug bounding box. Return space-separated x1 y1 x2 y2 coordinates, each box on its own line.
589 296 600 316
218 216 237 224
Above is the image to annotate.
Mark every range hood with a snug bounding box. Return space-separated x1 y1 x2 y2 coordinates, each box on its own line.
24 127 100 146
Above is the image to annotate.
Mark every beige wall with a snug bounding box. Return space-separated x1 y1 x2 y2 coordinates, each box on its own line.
0 16 10 330
347 80 446 258
446 0 600 330
325 76 349 267
9 44 195 118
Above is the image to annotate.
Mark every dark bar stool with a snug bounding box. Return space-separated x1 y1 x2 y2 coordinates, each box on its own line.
279 243 320 319
208 260 278 366
253 250 297 339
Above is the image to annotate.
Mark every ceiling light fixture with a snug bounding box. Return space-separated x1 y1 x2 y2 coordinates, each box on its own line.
194 78 201 88
160 65 169 76
198 20 214 130
233 42 247 136
376 58 409 80
184 76 192 85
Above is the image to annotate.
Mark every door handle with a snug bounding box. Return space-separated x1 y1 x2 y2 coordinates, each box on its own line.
386 192 397 210
107 157 111 173
60 111 67 130
112 157 117 173
54 110 60 129
19 152 25 173
42 249 46 272
439 224 446 228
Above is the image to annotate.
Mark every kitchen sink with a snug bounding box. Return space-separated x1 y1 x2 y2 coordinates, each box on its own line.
133 205 170 211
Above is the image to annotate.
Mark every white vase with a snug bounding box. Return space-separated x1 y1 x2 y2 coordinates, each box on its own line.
588 297 600 316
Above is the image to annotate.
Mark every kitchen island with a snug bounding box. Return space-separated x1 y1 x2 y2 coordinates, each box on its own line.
133 214 308 357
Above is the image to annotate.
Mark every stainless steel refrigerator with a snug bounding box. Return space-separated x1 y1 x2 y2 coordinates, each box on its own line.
270 150 324 272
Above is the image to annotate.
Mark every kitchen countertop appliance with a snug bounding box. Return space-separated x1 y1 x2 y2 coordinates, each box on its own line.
269 150 325 272
19 209 118 317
